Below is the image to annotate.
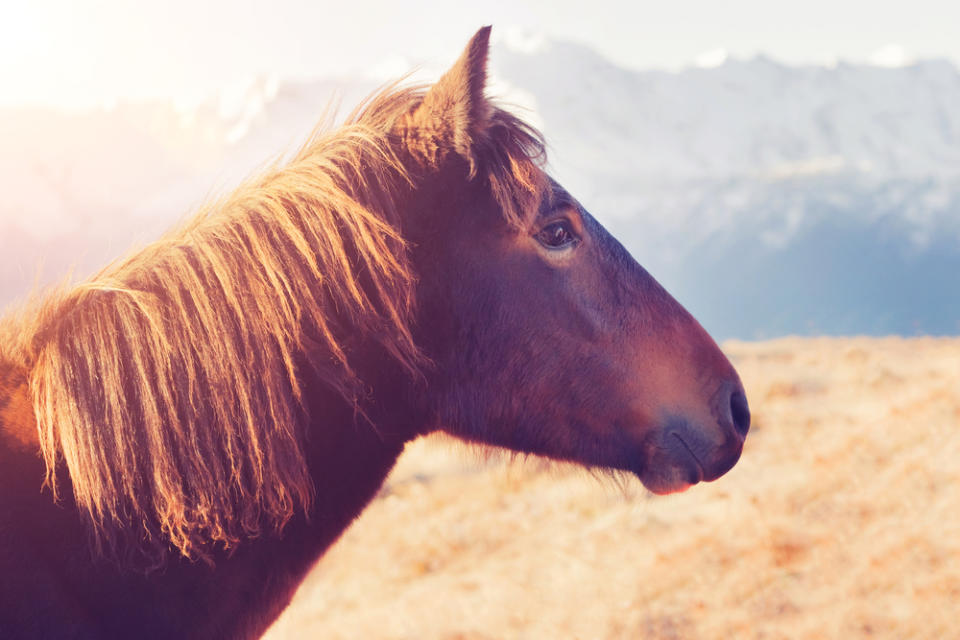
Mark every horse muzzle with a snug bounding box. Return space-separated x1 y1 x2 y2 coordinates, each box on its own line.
636 381 750 494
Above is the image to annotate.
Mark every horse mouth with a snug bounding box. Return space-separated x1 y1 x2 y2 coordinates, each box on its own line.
629 429 710 495
671 432 705 485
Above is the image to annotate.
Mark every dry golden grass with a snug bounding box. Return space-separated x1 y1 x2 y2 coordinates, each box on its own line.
265 337 960 639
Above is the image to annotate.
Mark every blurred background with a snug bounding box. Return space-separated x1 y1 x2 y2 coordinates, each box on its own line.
2 2 958 639
3 0 959 338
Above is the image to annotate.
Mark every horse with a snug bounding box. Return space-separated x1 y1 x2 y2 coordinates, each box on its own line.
0 27 750 639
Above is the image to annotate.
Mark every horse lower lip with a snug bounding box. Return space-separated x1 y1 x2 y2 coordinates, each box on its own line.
672 433 705 483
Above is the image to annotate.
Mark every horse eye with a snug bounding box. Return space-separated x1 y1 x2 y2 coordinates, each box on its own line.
536 220 577 250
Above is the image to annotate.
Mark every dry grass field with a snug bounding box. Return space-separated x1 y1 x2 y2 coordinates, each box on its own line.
265 337 960 640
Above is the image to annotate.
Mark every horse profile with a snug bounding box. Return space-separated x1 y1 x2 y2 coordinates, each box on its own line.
0 27 749 639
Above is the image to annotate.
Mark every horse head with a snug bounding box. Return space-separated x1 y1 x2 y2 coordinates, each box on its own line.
398 27 749 494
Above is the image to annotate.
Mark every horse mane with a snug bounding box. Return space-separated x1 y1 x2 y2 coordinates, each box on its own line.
0 82 546 565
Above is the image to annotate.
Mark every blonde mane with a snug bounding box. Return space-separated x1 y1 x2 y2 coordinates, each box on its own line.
0 83 546 564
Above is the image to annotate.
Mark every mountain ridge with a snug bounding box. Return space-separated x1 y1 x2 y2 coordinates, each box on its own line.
2 37 958 337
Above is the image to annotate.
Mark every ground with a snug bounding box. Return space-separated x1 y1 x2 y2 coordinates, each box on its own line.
265 337 960 640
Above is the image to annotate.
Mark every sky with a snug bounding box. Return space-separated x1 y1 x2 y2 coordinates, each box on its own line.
2 0 959 109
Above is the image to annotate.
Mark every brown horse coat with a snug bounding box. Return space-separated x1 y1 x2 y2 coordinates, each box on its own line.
0 27 748 639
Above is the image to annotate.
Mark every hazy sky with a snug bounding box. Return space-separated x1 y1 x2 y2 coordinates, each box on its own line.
3 0 958 109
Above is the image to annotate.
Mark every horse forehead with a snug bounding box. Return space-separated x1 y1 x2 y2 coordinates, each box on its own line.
544 180 602 231
545 176 576 207
578 206 625 256
541 178 630 260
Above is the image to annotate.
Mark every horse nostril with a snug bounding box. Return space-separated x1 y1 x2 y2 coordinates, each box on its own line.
729 389 751 439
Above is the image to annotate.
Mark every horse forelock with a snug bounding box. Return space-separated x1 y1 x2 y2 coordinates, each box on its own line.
479 109 549 228
0 81 548 566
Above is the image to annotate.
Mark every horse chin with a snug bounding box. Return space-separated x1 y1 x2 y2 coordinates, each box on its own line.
632 429 708 495
636 461 702 495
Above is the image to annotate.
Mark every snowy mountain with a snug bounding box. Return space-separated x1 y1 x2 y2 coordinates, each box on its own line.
494 39 960 337
2 37 959 338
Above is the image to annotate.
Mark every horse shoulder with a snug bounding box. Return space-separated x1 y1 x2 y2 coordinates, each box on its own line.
0 369 407 638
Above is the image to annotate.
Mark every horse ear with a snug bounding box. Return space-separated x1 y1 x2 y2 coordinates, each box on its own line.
407 26 493 167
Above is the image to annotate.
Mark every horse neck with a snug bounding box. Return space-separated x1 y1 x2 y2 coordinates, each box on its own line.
300 343 430 470
0 362 37 450
207 394 411 640
0 352 421 640
212 360 422 637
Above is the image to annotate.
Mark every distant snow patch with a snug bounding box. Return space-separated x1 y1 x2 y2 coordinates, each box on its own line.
366 54 413 81
766 156 847 179
695 48 729 69
869 44 915 68
487 76 543 132
500 26 548 55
